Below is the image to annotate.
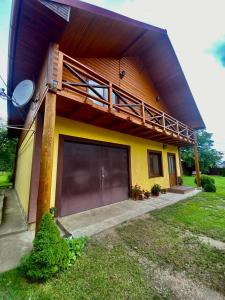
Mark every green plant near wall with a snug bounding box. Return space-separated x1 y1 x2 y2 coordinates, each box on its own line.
151 184 161 196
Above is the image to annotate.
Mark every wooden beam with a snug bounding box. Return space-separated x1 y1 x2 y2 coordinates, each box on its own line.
36 92 56 232
194 138 201 187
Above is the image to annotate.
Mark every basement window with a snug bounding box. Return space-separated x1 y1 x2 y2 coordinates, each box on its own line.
148 150 163 178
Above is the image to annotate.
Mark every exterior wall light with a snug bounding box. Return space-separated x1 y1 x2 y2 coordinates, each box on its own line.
119 70 126 79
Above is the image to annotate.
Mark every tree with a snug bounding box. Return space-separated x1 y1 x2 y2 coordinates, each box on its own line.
0 126 18 172
181 130 223 174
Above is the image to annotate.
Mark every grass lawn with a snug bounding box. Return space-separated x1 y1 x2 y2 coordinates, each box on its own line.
0 176 225 299
152 176 225 242
0 172 12 189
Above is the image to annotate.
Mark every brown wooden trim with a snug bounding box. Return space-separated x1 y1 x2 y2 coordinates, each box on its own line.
167 152 177 187
147 149 164 178
27 112 43 223
55 134 132 217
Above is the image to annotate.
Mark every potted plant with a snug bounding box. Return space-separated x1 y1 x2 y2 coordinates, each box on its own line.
144 190 151 199
177 176 183 186
131 184 142 200
151 184 161 196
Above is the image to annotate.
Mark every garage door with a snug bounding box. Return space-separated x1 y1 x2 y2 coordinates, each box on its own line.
59 140 129 217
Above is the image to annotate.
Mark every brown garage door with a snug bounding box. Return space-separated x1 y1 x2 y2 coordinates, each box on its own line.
59 140 129 217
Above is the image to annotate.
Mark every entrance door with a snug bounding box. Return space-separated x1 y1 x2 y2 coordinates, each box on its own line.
59 140 129 217
168 153 177 186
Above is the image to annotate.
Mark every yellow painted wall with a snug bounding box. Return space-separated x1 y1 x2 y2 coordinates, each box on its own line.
50 117 180 207
15 123 35 216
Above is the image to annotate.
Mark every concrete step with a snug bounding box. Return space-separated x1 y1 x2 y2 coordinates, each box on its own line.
167 186 195 194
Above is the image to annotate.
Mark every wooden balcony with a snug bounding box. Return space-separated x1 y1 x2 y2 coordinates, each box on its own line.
56 52 195 146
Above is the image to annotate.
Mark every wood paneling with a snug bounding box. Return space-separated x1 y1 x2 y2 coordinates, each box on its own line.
64 56 171 114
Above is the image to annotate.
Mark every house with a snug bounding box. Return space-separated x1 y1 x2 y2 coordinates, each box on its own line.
7 0 205 228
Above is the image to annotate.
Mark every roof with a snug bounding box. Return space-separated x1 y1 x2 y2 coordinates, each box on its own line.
7 0 205 131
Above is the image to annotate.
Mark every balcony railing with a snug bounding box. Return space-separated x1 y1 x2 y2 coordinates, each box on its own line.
56 51 195 144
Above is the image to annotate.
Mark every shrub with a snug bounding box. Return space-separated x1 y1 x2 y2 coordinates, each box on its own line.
220 168 225 177
151 184 161 196
194 174 215 187
204 182 216 192
20 213 70 281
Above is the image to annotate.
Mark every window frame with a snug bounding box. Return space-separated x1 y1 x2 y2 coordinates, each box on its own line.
147 149 164 178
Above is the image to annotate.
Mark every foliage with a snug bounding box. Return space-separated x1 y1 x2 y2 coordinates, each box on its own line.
20 213 70 281
194 174 215 188
219 168 225 177
204 182 216 192
151 184 161 195
131 184 143 200
143 189 151 199
177 176 183 186
181 130 223 174
65 236 87 264
0 128 18 172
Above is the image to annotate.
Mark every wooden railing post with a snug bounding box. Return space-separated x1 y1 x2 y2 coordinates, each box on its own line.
57 51 63 91
108 82 113 112
194 134 201 187
36 92 56 233
141 101 146 125
162 113 165 130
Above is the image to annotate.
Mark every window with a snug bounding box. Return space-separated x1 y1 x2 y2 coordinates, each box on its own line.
148 150 163 177
87 79 108 107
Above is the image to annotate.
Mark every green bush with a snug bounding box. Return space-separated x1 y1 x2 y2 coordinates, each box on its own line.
204 182 216 192
20 213 70 281
219 168 225 177
194 175 215 187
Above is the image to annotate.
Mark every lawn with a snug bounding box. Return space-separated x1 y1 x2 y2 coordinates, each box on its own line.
0 172 12 189
152 175 225 242
0 176 225 299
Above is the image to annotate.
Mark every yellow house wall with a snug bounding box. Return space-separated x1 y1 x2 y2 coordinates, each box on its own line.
15 122 35 216
50 116 180 207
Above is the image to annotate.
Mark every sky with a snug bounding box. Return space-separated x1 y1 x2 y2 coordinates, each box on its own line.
0 0 225 157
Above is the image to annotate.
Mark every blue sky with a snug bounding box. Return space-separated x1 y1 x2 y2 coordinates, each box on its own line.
0 0 225 157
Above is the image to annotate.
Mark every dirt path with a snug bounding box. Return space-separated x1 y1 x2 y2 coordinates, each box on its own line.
95 227 225 300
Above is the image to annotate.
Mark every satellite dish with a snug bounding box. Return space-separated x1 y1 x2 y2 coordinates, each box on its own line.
12 80 35 107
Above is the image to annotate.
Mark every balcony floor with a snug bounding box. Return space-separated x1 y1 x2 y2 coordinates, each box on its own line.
56 91 194 147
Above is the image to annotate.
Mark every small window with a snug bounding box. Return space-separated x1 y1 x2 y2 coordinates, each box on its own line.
148 150 163 177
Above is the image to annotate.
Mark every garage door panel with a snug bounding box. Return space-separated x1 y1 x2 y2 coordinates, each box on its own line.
61 142 102 216
60 140 129 216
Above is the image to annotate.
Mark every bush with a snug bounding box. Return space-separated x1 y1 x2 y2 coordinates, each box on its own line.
194 174 215 187
151 184 161 196
204 182 216 192
220 168 225 177
20 213 70 281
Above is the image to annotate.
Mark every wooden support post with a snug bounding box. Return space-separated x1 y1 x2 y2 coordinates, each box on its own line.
194 139 201 187
35 92 56 232
178 147 183 177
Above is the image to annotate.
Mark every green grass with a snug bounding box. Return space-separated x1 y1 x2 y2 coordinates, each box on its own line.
118 216 225 294
0 172 12 189
0 176 225 298
0 240 161 300
152 176 225 242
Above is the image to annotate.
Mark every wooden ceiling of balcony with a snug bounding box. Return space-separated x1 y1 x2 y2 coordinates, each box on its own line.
56 92 193 147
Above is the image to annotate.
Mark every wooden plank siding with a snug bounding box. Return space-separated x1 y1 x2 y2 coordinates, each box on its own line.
74 57 171 114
